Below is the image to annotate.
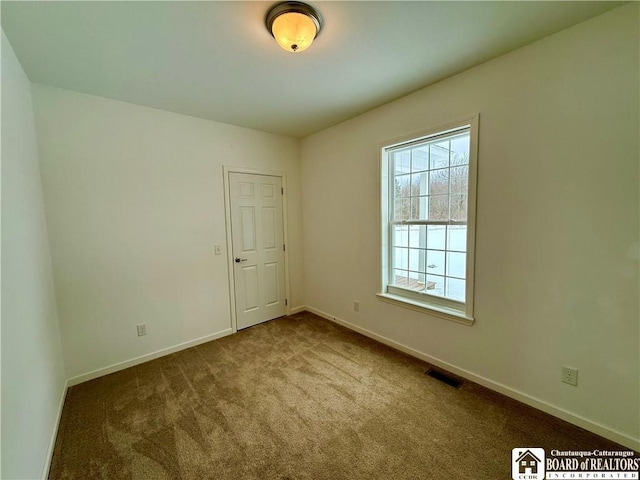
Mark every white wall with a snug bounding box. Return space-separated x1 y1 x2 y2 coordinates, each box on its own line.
32 85 304 380
1 32 67 479
301 4 639 448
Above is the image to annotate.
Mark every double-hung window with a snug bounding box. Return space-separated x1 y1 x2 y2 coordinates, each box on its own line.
379 116 478 324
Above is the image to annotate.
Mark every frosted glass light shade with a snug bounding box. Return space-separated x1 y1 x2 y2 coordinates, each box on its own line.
266 2 323 53
272 12 317 52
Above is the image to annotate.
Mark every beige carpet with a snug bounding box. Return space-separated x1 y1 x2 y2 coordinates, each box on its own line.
50 312 626 479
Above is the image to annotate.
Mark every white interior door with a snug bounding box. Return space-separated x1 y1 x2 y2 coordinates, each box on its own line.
229 172 286 330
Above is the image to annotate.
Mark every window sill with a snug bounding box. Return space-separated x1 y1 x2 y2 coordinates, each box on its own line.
376 292 475 326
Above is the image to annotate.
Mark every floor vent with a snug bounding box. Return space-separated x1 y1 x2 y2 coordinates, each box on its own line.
426 368 463 389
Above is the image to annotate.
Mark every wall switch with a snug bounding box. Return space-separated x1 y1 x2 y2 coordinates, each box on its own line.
353 301 360 312
137 323 147 336
561 366 578 386
214 245 222 255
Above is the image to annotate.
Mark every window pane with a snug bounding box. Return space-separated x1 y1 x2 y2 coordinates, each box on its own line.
407 272 426 291
450 133 470 165
446 277 465 302
450 194 467 221
394 150 411 175
430 142 449 169
426 274 445 297
395 174 411 197
393 247 408 270
393 174 411 220
394 197 410 221
426 250 445 276
411 147 429 172
428 195 449 220
393 225 409 247
450 166 468 194
427 225 446 250
409 248 425 273
429 168 449 195
409 225 426 248
411 196 428 220
447 226 467 252
446 252 466 279
394 269 409 287
411 172 428 196
410 197 418 220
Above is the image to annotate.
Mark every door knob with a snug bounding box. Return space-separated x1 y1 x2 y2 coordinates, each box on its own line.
235 257 248 263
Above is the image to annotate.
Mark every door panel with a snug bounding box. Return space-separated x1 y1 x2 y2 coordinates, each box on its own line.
261 183 276 199
239 182 254 198
229 172 286 329
242 265 259 311
264 262 279 306
262 207 277 250
240 207 256 252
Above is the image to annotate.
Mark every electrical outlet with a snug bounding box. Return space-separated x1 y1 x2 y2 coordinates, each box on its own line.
214 244 221 255
137 323 147 336
353 301 360 312
561 366 578 386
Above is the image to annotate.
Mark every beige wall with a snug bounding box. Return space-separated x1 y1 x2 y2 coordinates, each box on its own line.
300 4 639 448
1 32 67 479
32 85 304 380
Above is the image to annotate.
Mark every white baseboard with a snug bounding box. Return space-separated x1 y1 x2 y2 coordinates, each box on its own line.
67 328 233 386
289 305 306 315
42 378 69 480
304 305 640 451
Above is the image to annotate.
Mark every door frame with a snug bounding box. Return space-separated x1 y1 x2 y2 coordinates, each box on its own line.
222 165 291 333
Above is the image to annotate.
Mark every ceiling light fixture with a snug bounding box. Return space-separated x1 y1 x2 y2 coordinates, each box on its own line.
266 1 323 53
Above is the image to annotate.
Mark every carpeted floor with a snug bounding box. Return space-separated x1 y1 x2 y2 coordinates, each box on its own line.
50 312 626 479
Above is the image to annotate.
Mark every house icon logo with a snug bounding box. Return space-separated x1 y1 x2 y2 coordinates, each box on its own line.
512 448 545 480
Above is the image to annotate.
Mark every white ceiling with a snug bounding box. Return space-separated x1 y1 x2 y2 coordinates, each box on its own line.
1 1 623 138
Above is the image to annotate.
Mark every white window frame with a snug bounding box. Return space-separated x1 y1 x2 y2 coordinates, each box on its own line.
377 115 479 325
